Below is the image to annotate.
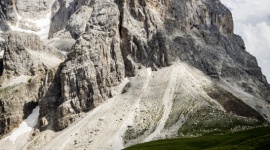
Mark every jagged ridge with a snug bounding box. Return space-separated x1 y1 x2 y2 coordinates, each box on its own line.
0 0 269 149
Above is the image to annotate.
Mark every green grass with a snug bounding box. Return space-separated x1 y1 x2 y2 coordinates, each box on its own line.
178 107 264 136
124 127 270 150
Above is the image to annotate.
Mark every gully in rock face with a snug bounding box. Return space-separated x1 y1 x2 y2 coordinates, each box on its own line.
0 0 269 149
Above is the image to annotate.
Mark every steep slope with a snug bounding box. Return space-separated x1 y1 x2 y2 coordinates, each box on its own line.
117 0 269 99
22 62 268 150
0 31 65 137
0 0 269 149
125 127 270 150
37 0 270 131
0 0 54 38
0 106 40 150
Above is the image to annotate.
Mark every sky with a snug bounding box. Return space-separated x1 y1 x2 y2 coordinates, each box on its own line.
220 0 270 82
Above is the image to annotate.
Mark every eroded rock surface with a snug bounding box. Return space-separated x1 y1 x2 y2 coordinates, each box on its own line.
53 1 125 130
0 0 54 36
16 0 53 19
117 0 269 100
0 0 269 149
0 31 64 136
35 0 270 134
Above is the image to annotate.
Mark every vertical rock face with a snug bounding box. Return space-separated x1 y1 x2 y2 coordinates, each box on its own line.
49 0 95 38
16 0 53 18
0 3 4 19
0 0 54 32
1 32 64 81
0 0 17 24
0 2 7 24
0 0 269 143
0 31 64 136
2 32 47 79
117 0 269 99
40 0 269 130
49 0 76 38
44 0 125 130
119 0 233 75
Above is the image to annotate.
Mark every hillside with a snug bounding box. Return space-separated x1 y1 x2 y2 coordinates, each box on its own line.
0 0 269 149
125 127 270 150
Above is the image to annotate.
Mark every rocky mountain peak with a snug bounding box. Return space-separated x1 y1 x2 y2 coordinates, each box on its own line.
0 0 269 149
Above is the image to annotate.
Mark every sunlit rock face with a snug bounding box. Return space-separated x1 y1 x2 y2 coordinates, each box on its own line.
0 0 269 149
16 0 53 19
0 31 65 136
50 1 126 130
36 0 269 131
0 0 54 39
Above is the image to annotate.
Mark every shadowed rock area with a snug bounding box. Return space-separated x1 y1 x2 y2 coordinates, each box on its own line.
0 0 269 149
0 31 65 136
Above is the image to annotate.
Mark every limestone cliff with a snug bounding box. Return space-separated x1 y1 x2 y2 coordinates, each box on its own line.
55 2 125 129
0 31 64 136
0 0 269 149
37 0 270 131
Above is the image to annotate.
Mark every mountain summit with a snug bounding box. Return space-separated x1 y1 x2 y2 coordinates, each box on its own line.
0 0 269 149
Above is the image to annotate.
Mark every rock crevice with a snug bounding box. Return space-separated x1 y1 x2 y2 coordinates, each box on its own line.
0 0 269 144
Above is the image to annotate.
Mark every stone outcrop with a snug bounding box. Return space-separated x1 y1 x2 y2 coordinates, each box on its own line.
0 0 269 145
118 0 269 99
1 31 64 82
0 2 10 32
0 0 18 25
0 31 64 136
16 0 54 19
52 1 125 130
0 0 54 33
37 0 270 131
49 0 94 38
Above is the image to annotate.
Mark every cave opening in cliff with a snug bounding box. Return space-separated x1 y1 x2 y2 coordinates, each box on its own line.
23 101 38 120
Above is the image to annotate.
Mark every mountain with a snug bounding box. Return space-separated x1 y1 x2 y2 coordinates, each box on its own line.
0 0 269 149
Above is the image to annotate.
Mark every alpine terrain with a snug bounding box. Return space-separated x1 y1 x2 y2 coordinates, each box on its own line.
0 0 269 149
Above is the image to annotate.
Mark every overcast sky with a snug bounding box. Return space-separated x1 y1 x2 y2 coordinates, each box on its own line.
220 0 270 82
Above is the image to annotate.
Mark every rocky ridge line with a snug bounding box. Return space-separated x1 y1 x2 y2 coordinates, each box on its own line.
0 0 269 146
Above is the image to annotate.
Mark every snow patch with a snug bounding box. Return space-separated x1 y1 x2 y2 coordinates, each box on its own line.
9 13 51 40
0 50 4 59
2 106 40 143
147 67 152 77
61 51 69 55
30 13 51 40
9 7 51 41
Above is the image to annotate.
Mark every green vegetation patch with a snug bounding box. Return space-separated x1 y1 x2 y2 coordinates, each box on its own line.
125 127 270 150
178 107 264 136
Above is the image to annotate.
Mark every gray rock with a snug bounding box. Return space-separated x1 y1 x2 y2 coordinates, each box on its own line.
53 1 125 130
49 0 77 38
0 0 18 25
47 38 76 53
1 31 64 81
0 0 54 33
16 0 53 19
117 0 269 99
0 0 269 140
39 0 269 131
67 6 92 39
0 31 65 136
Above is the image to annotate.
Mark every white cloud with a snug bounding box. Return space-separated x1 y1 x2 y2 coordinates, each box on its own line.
220 0 270 82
